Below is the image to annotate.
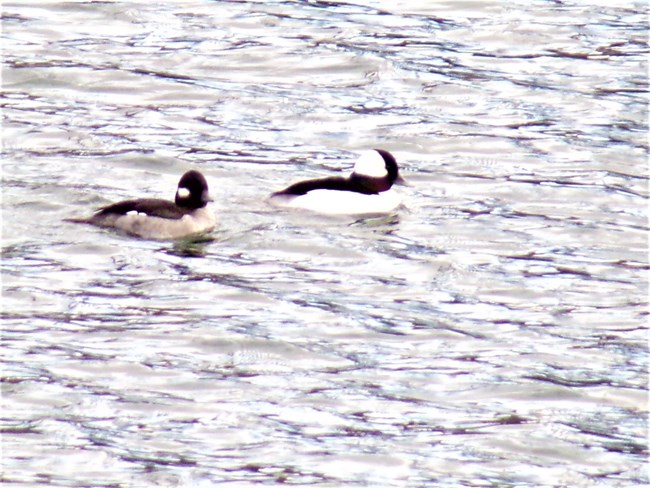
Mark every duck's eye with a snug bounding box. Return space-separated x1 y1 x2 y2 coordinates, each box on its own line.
177 187 191 199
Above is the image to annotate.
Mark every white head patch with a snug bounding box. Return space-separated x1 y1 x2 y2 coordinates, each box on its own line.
176 187 191 199
353 150 387 178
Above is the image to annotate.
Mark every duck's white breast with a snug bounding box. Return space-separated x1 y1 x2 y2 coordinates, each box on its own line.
109 207 216 239
271 189 401 215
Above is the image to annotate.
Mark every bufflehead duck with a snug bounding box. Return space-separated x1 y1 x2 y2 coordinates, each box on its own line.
67 170 216 240
269 149 404 215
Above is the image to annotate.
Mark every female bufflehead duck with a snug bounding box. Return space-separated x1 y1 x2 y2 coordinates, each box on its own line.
269 149 404 215
67 170 216 240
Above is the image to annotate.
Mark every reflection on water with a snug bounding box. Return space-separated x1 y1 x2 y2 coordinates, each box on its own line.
2 0 648 486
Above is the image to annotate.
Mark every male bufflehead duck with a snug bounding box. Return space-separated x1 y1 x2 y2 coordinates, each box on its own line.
67 170 216 240
269 149 404 215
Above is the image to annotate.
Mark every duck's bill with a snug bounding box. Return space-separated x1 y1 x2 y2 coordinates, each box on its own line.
395 174 411 186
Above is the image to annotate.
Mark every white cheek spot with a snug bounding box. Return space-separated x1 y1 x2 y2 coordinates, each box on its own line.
177 187 191 199
353 150 387 178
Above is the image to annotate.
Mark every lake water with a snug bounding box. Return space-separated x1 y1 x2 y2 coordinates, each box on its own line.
2 1 648 486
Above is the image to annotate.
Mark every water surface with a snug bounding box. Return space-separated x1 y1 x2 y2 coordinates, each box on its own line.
2 1 648 486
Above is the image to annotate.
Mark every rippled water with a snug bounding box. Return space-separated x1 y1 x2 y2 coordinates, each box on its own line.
2 1 648 486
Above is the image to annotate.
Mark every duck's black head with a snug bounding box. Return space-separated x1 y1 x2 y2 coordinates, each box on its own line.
175 170 211 208
350 149 401 193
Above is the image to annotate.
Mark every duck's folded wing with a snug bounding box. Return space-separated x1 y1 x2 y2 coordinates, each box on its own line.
95 199 188 219
272 176 369 196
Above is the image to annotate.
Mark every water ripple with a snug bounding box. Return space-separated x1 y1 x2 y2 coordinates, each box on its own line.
2 0 648 487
